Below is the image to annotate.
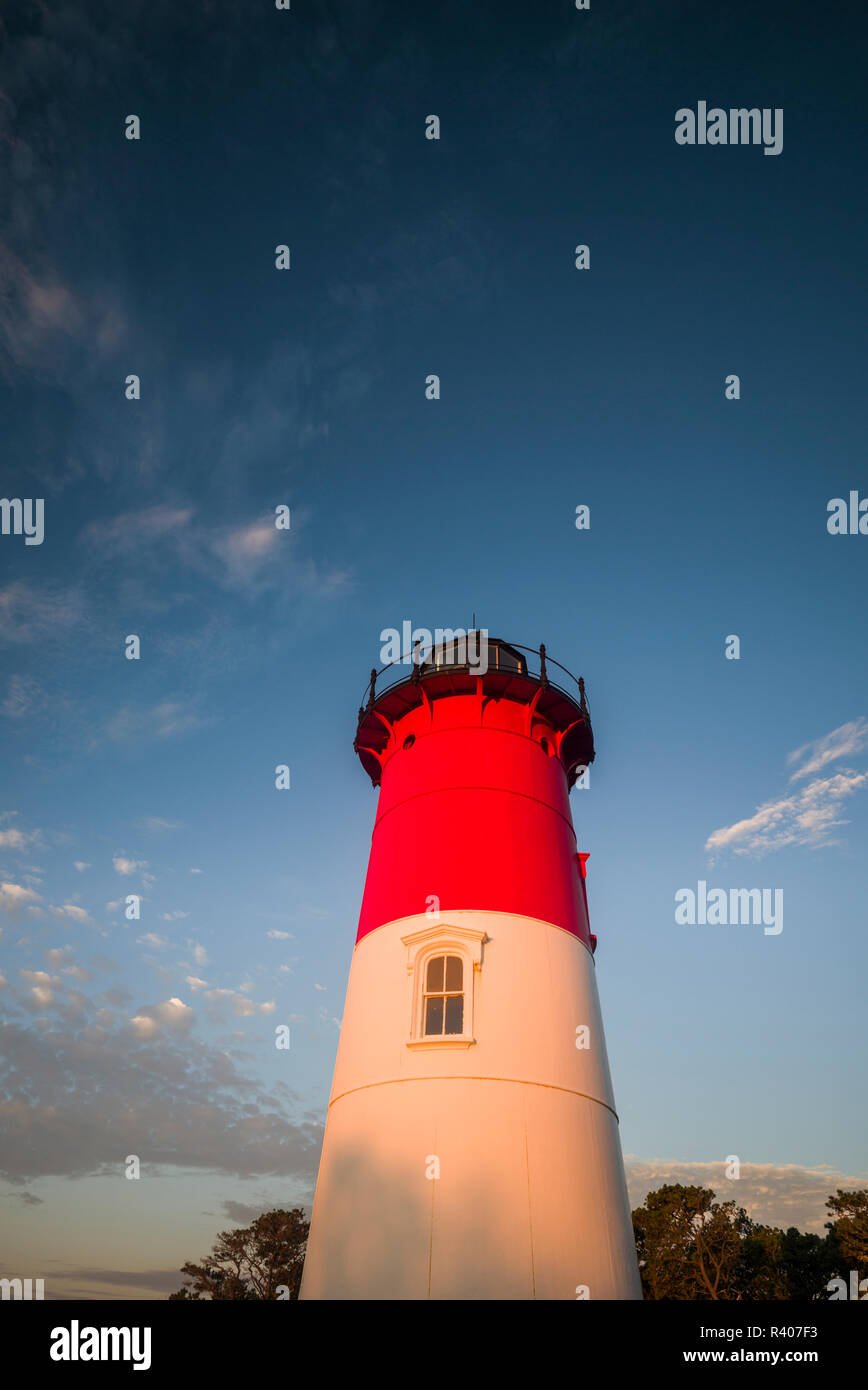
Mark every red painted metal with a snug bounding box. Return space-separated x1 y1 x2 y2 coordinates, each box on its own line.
354 674 595 948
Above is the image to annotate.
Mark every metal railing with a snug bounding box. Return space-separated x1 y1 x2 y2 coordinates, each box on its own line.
357 638 590 725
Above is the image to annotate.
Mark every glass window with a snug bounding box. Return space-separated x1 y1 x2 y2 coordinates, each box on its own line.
426 956 444 992
423 954 464 1035
425 996 444 1034
444 995 464 1033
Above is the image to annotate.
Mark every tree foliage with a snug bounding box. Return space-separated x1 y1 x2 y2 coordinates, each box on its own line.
825 1189 868 1274
632 1183 842 1301
169 1208 309 1301
170 1187 867 1301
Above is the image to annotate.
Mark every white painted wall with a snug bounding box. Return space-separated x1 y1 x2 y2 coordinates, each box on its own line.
300 910 642 1300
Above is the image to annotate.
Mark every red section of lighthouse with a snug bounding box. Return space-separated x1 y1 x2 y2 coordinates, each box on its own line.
300 635 641 1301
354 643 594 944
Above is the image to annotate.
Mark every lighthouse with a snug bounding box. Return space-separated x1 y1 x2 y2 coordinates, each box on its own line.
300 634 641 1300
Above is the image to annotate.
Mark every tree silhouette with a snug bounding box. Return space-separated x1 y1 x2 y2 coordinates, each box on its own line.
170 1187 864 1301
825 1189 868 1279
169 1208 309 1300
632 1183 844 1300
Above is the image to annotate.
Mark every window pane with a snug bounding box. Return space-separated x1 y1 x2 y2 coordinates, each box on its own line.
444 955 462 991
425 996 444 1035
426 956 444 992
444 995 463 1034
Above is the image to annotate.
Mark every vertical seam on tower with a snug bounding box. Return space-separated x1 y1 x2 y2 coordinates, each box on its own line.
427 1124 436 1300
525 1121 536 1300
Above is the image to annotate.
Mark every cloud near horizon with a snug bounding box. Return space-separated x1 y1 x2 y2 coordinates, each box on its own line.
0 1015 322 1184
625 1156 867 1234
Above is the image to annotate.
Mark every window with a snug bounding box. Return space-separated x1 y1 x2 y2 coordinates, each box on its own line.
400 924 487 1049
423 954 464 1035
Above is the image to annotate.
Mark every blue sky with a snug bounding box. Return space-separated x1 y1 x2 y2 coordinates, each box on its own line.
1 0 866 1297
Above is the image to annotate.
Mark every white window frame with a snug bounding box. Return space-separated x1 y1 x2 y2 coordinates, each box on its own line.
400 923 487 1049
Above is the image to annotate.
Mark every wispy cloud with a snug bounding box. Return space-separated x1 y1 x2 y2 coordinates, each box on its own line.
211 520 280 584
19 968 61 1007
787 719 868 781
1 674 53 719
0 882 42 915
0 240 126 383
201 988 275 1020
0 583 86 644
79 503 350 600
0 826 42 852
40 1267 182 1299
105 700 209 744
706 720 868 860
129 997 194 1039
48 903 93 926
79 505 193 558
44 947 74 969
112 856 148 877
61 965 91 983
